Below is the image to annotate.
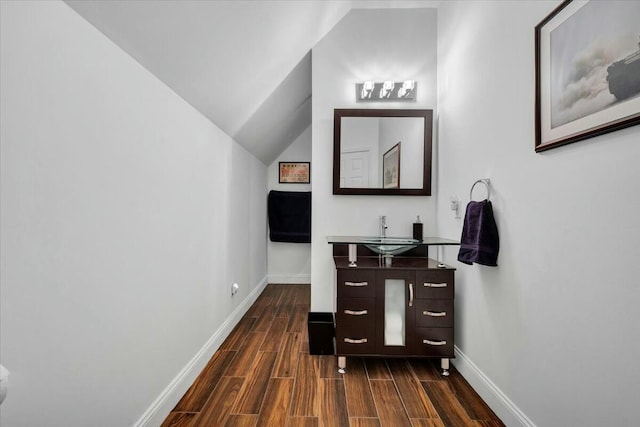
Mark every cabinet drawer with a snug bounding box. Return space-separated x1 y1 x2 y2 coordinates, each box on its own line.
415 270 454 299
337 298 375 320
414 328 454 357
336 298 376 354
337 269 376 298
415 300 453 328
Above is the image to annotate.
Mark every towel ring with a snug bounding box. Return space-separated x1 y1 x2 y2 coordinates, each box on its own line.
470 179 491 201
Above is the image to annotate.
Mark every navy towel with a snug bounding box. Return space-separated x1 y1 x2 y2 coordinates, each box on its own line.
268 190 311 243
457 200 499 266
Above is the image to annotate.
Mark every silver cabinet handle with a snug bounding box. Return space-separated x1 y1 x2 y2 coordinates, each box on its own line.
344 309 368 316
344 338 368 344
409 283 414 307
423 282 447 288
345 281 368 287
423 310 447 317
423 339 447 346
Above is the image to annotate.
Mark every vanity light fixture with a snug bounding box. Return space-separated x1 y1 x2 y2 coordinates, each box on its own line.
355 80 417 102
361 80 375 99
398 80 415 98
380 81 395 98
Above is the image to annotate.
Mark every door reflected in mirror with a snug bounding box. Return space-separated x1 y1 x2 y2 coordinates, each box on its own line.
334 109 432 196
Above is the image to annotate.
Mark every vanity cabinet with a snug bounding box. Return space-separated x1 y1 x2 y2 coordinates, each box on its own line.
334 257 455 375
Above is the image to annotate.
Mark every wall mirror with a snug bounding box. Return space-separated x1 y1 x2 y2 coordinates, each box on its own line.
333 109 433 195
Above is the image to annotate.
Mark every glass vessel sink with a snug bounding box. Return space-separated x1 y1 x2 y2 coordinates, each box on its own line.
361 237 419 255
327 236 460 267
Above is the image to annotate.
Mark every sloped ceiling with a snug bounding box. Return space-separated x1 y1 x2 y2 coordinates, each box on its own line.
65 0 439 164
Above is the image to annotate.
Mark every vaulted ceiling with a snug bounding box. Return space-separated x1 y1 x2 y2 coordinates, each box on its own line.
65 0 439 164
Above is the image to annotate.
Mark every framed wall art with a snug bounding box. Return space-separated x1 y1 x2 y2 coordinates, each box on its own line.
382 142 401 189
279 162 310 184
535 0 640 152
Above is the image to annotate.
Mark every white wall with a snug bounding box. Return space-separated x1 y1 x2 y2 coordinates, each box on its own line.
437 1 640 426
378 117 424 188
267 125 312 283
0 1 267 426
311 7 438 312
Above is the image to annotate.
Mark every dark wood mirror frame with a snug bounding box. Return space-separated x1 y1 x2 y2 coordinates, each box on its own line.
333 108 433 196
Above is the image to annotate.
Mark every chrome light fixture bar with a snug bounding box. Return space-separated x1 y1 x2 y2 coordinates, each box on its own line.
356 80 417 101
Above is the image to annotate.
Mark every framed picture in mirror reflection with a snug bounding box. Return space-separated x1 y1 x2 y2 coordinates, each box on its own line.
383 142 400 189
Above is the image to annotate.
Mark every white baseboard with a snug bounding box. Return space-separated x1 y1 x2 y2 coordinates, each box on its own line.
267 274 311 284
133 276 269 427
453 346 536 427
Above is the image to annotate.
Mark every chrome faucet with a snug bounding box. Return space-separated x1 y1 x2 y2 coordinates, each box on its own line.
380 215 388 237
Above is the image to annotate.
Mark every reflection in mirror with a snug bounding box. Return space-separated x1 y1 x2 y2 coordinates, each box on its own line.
341 117 423 189
333 109 432 196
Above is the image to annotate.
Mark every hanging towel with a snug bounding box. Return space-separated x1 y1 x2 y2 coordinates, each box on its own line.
268 190 311 243
457 200 499 266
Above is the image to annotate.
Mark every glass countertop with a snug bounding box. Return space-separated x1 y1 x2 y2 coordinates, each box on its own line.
327 236 459 246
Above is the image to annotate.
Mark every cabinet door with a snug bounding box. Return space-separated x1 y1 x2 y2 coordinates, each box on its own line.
375 270 416 355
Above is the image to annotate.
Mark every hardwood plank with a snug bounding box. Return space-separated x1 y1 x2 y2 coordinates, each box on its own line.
365 358 391 380
245 296 267 318
262 284 285 298
350 418 382 427
421 381 474 427
301 324 310 354
319 355 341 379
295 284 311 306
226 332 266 377
448 370 504 425
224 414 258 427
194 376 244 426
410 419 446 427
287 304 308 333
387 359 438 419
275 286 296 318
273 332 302 377
318 379 349 427
220 316 257 351
343 358 377 418
286 417 319 427
251 306 274 332
232 351 278 414
369 380 412 427
290 352 319 417
160 412 196 427
256 378 295 426
260 315 288 352
472 421 505 427
408 359 442 381
172 350 236 412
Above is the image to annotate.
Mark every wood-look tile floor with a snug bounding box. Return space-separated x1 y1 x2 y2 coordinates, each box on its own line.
162 284 505 427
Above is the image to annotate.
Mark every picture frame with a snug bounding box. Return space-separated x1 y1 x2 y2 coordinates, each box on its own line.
279 162 310 184
382 142 401 189
535 0 640 152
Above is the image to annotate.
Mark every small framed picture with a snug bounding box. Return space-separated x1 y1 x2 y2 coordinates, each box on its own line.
382 142 401 189
279 162 310 184
535 0 640 152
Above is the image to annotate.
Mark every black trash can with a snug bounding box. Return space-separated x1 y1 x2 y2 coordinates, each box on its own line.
307 312 335 355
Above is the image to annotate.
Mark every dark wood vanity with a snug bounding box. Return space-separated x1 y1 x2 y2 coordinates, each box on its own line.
330 239 457 376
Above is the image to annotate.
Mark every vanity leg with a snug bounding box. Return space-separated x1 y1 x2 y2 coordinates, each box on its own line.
338 356 346 374
440 358 450 377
